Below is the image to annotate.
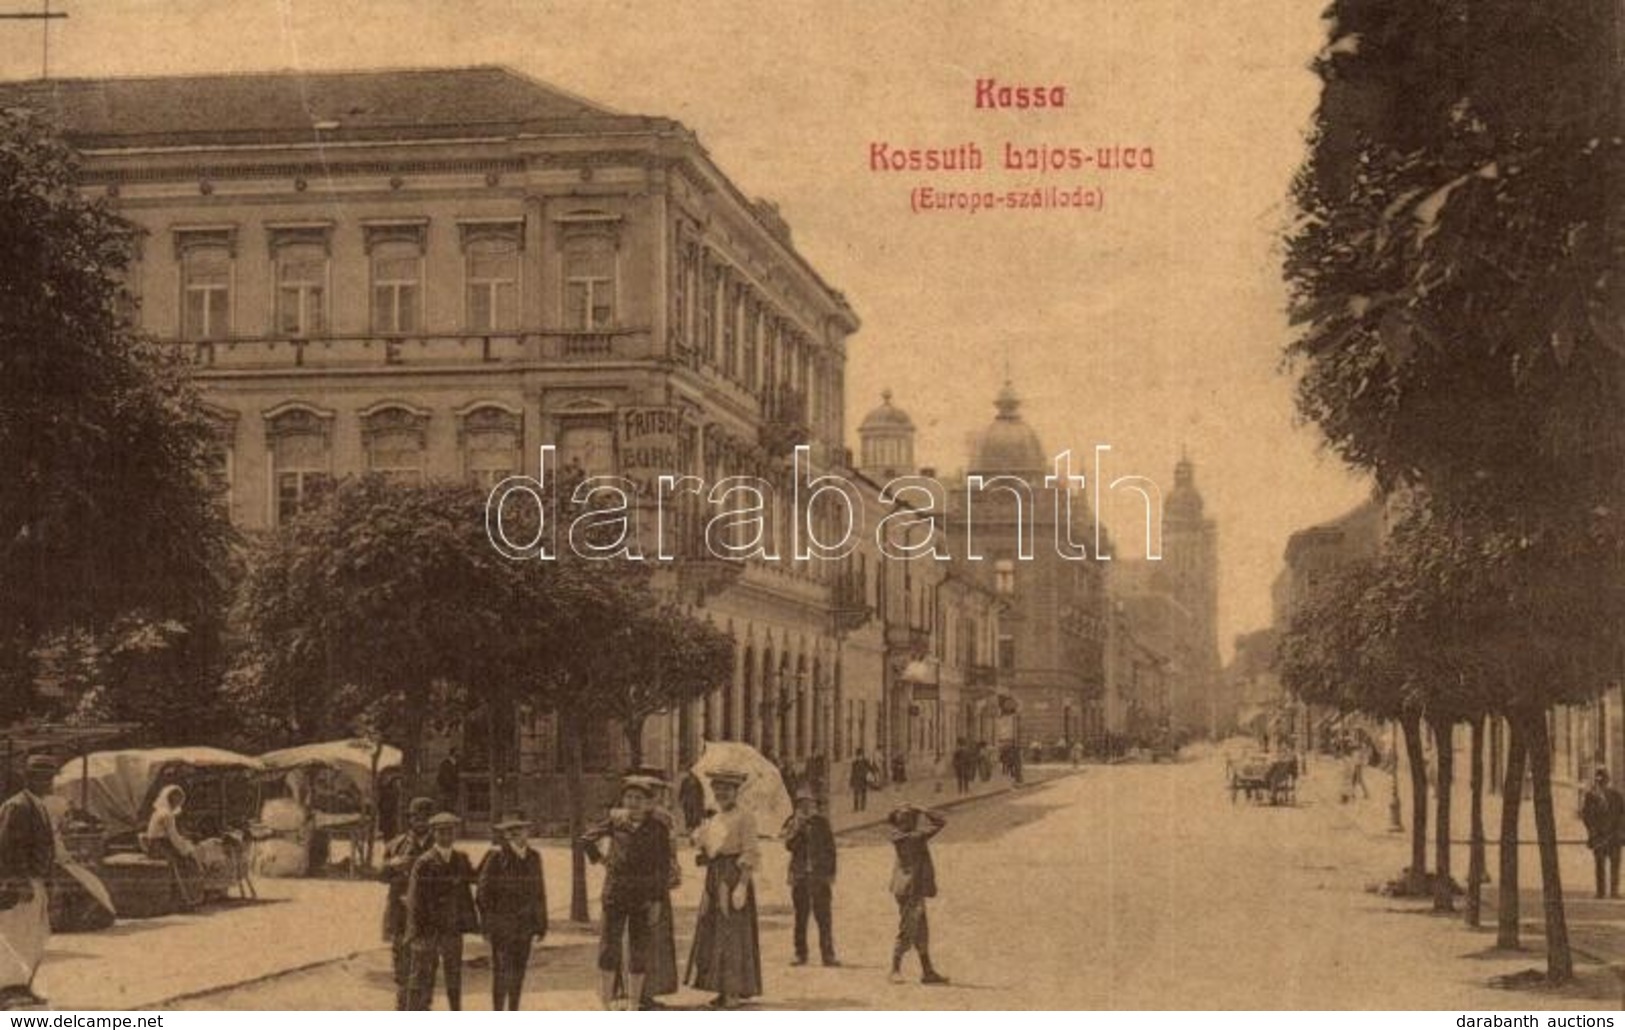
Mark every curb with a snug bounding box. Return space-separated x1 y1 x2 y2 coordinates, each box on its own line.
144 946 383 1010
831 768 1079 837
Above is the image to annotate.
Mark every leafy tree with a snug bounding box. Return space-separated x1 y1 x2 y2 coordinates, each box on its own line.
232 477 536 778
0 108 232 729
1286 0 1623 981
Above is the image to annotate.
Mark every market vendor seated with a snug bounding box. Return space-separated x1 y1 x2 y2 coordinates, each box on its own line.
141 786 231 908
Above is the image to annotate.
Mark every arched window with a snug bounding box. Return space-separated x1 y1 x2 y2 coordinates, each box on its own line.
265 406 332 525
364 405 430 485
460 405 522 490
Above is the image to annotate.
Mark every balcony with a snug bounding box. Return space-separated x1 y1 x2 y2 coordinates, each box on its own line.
166 328 654 371
758 383 810 460
884 623 931 653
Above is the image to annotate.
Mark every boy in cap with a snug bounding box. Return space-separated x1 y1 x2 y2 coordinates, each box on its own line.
405 812 478 1010
781 786 838 966
0 756 58 1007
476 814 546 1010
887 803 948 985
580 775 674 1010
380 796 435 1010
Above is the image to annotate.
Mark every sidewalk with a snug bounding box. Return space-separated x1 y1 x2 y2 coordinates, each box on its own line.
1306 752 1625 979
37 765 1068 1008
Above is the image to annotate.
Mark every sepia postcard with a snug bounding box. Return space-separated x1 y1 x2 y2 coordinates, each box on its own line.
0 0 1621 1015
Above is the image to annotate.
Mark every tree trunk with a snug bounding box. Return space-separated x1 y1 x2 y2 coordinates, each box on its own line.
565 708 590 924
488 695 503 827
625 715 646 770
1496 717 1526 950
1402 712 1429 892
1522 707 1573 983
1431 712 1455 912
1466 713 1486 927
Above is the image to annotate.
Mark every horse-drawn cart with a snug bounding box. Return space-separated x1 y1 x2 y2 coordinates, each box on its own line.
1228 752 1298 805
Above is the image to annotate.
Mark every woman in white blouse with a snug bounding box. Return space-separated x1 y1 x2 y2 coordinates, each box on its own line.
684 770 763 1008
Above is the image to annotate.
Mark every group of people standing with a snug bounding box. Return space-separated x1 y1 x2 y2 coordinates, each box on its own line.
381 799 547 1011
582 766 770 1010
376 759 955 1010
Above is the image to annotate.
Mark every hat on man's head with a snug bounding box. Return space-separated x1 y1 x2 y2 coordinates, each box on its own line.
427 812 460 829
24 755 57 777
887 805 919 827
408 796 436 816
494 812 531 832
1597 769 1611 781
621 774 664 797
707 769 748 788
794 786 818 804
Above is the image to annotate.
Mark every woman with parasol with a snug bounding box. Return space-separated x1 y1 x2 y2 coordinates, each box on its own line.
684 768 763 1008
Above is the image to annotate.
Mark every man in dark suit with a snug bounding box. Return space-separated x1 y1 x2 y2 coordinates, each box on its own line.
888 803 948 986
380 796 434 1010
0 756 57 1007
782 787 839 967
849 750 872 812
405 812 478 1010
1583 769 1625 899
476 814 546 1010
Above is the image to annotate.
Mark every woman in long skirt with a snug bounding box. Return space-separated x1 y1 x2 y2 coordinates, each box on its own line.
685 770 762 1008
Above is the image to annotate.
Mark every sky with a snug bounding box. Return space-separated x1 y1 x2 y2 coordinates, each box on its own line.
0 0 1375 659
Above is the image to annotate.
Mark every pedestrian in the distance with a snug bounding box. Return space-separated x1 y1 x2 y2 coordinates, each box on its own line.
849 750 872 813
782 786 838 967
380 796 435 1010
436 747 461 816
405 812 479 1010
1582 768 1625 899
476 813 546 1010
678 768 706 833
887 803 949 986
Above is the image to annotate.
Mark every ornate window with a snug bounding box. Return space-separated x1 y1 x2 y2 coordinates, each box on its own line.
460 404 522 490
461 222 522 333
362 404 430 485
994 558 1016 595
365 222 427 334
563 234 616 331
269 226 331 338
175 228 235 340
265 405 333 525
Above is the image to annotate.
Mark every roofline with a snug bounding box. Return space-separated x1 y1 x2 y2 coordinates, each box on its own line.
0 63 624 117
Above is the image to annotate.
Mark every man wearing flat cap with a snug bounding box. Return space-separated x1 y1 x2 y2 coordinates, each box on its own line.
782 786 838 967
580 774 675 1009
380 795 435 1009
405 812 478 1010
477 813 546 1010
0 756 58 1007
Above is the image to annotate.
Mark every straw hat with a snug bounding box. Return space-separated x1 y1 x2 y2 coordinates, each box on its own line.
427 812 461 829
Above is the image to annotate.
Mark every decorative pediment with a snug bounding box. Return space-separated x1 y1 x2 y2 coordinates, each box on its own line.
262 402 334 442
171 224 238 261
361 219 429 254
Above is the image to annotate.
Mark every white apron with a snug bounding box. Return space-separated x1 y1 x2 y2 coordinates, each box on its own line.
0 879 49 990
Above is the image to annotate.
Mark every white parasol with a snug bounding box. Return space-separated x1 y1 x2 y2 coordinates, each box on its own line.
688 741 791 838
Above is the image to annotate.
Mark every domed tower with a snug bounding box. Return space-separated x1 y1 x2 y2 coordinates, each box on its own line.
968 381 1046 478
858 389 916 479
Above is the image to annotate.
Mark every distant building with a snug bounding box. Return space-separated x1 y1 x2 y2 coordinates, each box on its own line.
941 383 1110 751
1109 455 1221 741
